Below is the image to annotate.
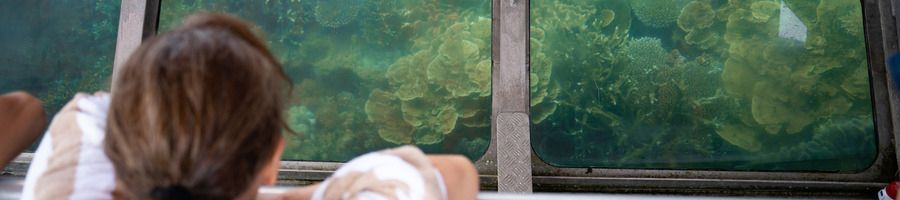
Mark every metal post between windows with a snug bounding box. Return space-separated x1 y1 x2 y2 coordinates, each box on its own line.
494 0 532 193
112 0 155 92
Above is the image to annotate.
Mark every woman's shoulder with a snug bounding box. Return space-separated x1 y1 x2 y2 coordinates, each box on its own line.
21 92 114 200
312 146 447 200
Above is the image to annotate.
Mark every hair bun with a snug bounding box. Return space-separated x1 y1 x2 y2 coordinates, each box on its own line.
150 185 192 200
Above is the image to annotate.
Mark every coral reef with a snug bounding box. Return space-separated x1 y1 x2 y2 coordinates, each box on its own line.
314 0 363 28
366 7 491 145
154 0 876 170
530 0 875 171
631 0 690 28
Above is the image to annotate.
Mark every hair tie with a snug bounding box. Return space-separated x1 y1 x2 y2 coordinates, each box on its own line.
150 185 192 200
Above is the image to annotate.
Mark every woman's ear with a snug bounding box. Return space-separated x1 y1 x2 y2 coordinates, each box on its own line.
260 138 285 185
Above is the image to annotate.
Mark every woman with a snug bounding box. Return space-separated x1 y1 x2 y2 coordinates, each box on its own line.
23 13 478 200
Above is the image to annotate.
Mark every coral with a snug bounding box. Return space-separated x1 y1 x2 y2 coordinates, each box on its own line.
677 0 719 50
365 89 414 144
467 60 492 97
530 53 554 106
750 81 814 134
528 26 557 111
369 9 491 145
455 137 490 160
460 109 490 128
427 25 488 97
749 1 780 23
677 0 716 32
838 7 864 37
532 82 560 124
679 59 722 99
631 0 689 28
715 122 762 152
314 0 363 28
287 105 317 134
598 9 616 28
590 0 633 34
533 1 596 30
685 29 720 50
762 116 875 171
841 64 871 100
618 37 667 107
386 51 431 101
623 37 668 70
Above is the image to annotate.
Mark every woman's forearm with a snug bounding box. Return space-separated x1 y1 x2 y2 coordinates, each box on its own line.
428 155 479 200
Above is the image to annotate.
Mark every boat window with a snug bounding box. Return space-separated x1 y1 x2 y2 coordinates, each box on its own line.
530 0 876 171
0 1 120 116
160 0 492 161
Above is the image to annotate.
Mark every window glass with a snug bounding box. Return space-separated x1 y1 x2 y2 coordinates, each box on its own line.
160 0 492 161
0 1 119 116
530 0 876 171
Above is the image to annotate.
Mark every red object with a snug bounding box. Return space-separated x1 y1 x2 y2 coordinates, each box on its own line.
889 181 900 199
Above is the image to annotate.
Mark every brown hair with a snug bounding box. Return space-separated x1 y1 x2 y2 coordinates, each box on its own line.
104 13 291 199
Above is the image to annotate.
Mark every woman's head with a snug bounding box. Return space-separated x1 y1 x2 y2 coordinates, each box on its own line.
104 13 290 199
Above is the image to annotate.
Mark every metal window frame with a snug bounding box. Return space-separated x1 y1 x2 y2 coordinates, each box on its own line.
105 0 899 196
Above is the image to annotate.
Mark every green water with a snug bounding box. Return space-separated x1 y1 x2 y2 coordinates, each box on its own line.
160 0 492 162
0 1 119 117
531 0 876 171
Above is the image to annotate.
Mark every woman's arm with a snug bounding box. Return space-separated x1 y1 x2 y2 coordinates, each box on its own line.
0 91 46 167
428 155 479 200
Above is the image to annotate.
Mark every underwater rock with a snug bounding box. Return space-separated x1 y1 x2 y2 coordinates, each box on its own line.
677 0 716 32
365 89 414 144
715 122 762 152
631 0 689 28
314 0 363 28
